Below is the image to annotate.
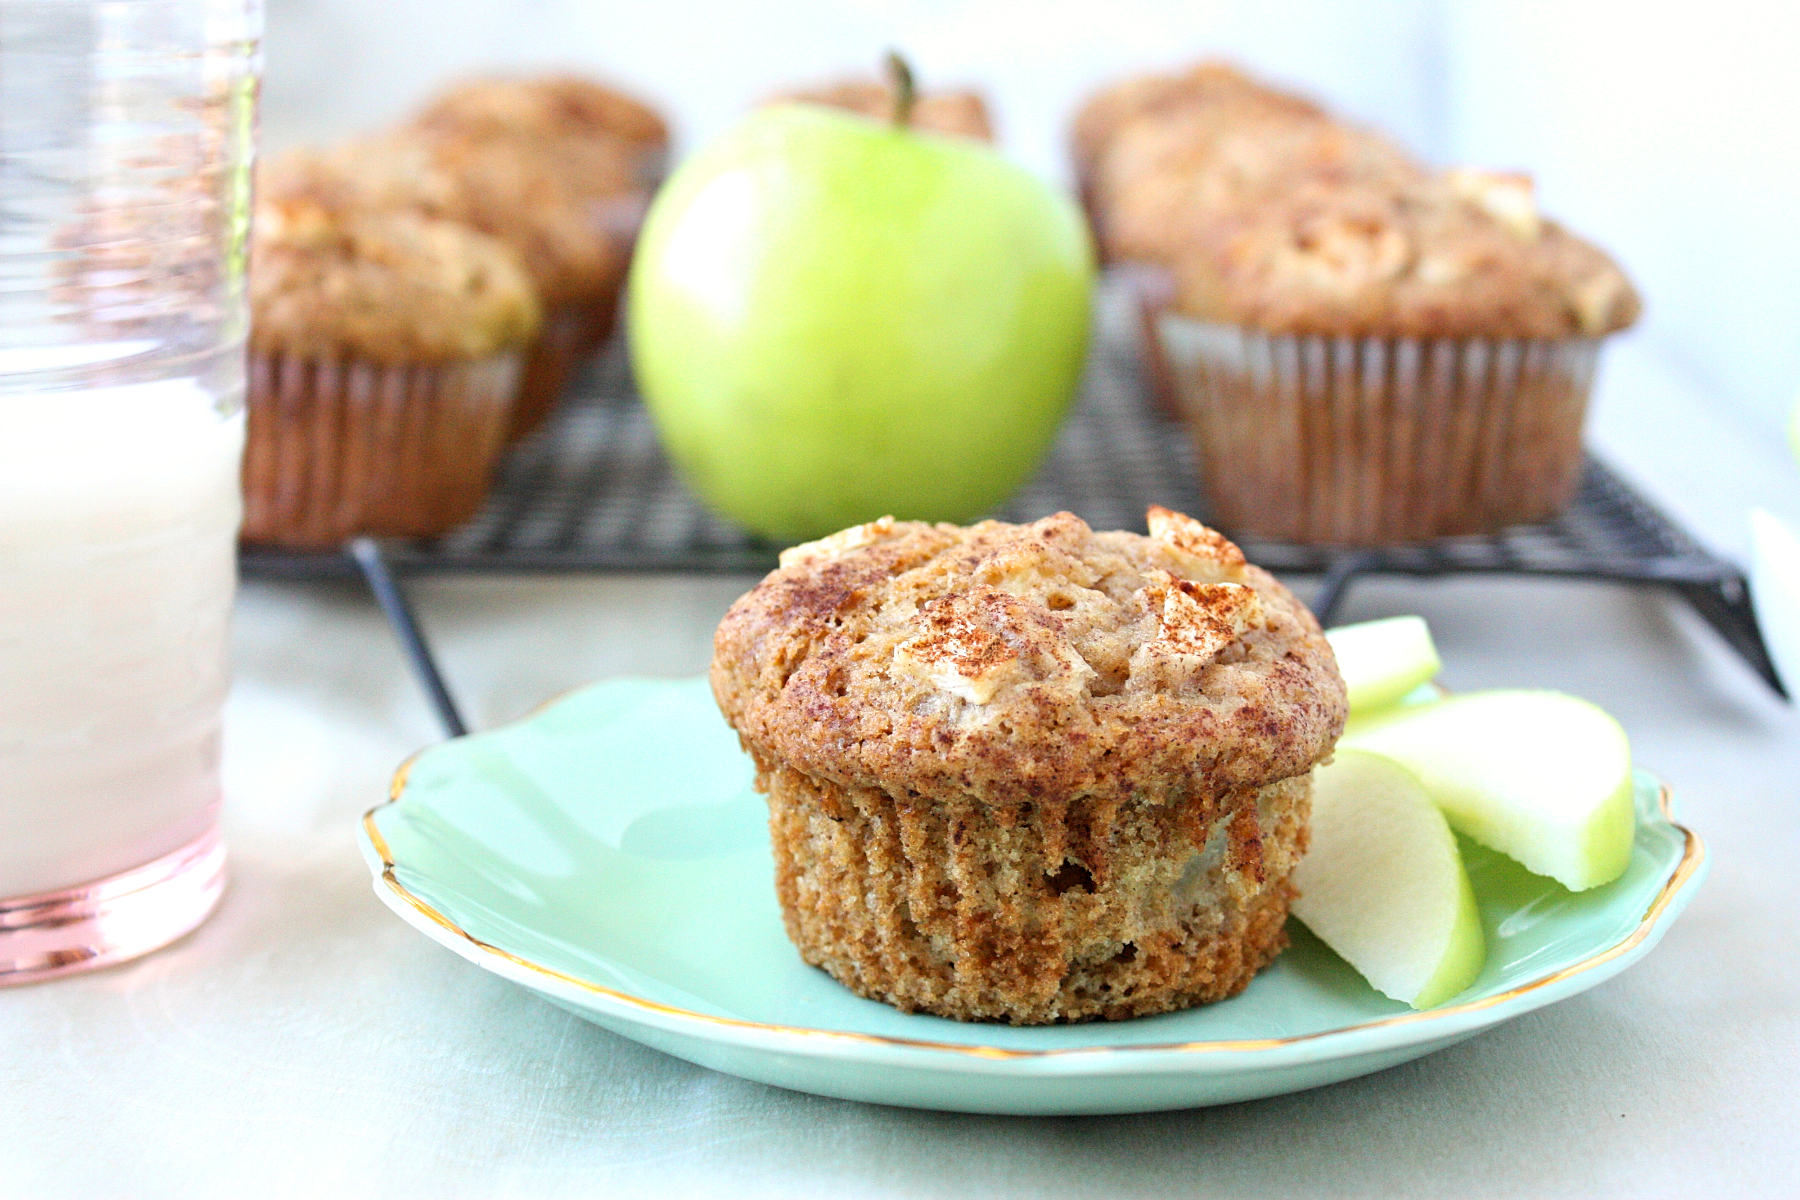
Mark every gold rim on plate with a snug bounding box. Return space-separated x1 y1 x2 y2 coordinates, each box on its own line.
363 756 1704 1061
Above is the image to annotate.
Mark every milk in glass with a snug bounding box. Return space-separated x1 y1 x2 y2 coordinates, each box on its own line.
0 0 258 980
0 380 243 897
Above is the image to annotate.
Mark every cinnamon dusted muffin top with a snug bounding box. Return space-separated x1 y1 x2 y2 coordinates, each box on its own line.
413 74 669 158
1095 109 1422 264
258 141 463 223
1071 59 1322 188
249 189 540 362
711 509 1346 809
264 135 628 305
1076 60 1640 339
768 78 995 141
1172 170 1641 338
406 128 635 302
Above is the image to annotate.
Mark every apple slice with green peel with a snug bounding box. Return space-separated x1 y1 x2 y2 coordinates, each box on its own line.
1326 615 1442 715
1293 750 1484 1009
1341 690 1635 891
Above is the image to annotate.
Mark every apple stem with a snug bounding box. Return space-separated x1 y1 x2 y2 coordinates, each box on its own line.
885 50 916 129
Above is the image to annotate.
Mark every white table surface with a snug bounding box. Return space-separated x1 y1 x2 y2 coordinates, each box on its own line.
6 349 1800 1198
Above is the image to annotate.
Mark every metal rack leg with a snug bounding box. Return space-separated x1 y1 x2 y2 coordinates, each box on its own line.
349 537 471 738
1673 578 1789 699
1311 553 1376 627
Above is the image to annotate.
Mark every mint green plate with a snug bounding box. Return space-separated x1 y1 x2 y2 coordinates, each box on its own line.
359 676 1707 1115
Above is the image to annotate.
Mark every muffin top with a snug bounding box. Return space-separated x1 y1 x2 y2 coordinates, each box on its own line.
264 135 627 305
1077 60 1639 338
249 189 540 362
1095 109 1421 264
1172 170 1641 338
1071 59 1322 186
712 509 1346 808
407 129 634 301
413 74 669 157
769 78 994 141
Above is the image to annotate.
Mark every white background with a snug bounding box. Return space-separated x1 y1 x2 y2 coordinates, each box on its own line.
264 0 1800 468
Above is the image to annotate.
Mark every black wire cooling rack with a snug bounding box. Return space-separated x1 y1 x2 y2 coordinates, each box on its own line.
241 288 1786 734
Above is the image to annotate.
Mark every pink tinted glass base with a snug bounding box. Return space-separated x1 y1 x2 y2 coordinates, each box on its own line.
0 822 226 986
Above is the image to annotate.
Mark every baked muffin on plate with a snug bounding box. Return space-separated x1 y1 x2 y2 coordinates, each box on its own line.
711 508 1346 1024
768 76 994 141
241 181 540 548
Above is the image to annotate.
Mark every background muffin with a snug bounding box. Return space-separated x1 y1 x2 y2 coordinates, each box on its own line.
242 181 539 548
1075 61 1640 545
1070 59 1324 246
1094 110 1421 267
712 508 1346 1024
264 126 634 443
1160 168 1639 544
398 127 646 437
412 73 670 172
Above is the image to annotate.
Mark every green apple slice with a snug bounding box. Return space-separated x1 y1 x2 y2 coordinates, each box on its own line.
1326 615 1442 715
1293 750 1484 1009
1342 690 1634 891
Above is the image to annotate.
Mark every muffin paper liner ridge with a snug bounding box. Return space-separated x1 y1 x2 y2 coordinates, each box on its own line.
1156 314 1601 545
506 190 649 441
241 351 521 548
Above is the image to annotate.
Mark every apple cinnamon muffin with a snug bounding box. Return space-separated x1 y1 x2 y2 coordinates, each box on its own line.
272 130 635 441
1094 109 1422 267
1172 171 1639 338
412 73 670 168
1159 170 1640 543
408 75 669 434
1070 59 1325 244
1072 60 1640 544
242 185 540 547
711 508 1346 1023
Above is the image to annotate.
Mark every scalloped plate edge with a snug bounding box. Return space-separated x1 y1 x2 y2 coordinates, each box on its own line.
359 764 1707 1081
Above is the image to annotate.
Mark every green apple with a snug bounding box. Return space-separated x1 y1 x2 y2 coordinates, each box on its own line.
628 82 1094 542
1293 750 1484 1009
1326 615 1442 715
1342 690 1635 891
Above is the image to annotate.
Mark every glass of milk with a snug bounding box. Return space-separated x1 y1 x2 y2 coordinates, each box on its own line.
0 0 260 984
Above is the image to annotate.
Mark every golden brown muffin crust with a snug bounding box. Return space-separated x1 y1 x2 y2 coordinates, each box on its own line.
413 74 669 153
1071 59 1322 186
264 135 629 305
407 129 634 302
1172 172 1641 338
764 761 1309 1023
711 509 1347 810
1080 60 1639 339
248 190 540 363
1095 109 1423 265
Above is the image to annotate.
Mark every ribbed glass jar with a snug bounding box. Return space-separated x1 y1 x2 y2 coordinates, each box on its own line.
0 0 260 984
